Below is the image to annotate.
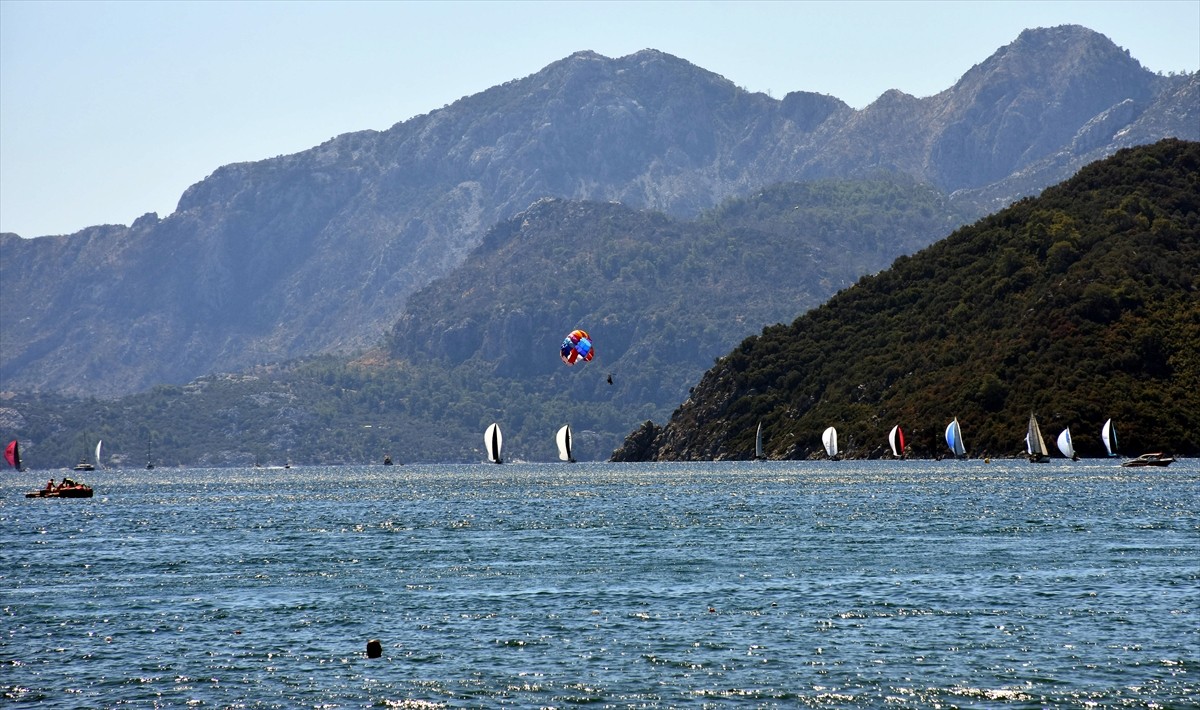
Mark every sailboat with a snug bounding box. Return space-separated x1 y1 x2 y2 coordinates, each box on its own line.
146 437 155 470
484 422 503 464
1056 428 1078 460
5 440 23 471
887 425 905 458
1101 418 1119 457
754 422 765 460
945 418 967 459
556 424 576 463
1025 414 1050 463
822 426 839 459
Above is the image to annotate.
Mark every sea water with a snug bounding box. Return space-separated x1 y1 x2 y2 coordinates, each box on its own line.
2 460 1196 707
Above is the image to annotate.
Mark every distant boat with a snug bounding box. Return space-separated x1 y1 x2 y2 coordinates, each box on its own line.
1026 414 1050 463
945 418 967 459
73 439 97 472
382 454 393 466
1120 452 1175 468
5 439 23 471
556 424 575 463
887 425 905 458
484 422 503 464
822 426 839 459
1102 418 1119 457
1056 428 1078 460
146 437 155 470
754 422 765 460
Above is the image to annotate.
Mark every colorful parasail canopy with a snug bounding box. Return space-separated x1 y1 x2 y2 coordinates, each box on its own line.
560 329 594 366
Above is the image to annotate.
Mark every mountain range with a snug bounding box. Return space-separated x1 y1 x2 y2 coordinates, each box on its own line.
2 25 1197 399
1 175 967 466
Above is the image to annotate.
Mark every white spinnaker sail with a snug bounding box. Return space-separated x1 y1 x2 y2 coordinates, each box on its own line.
1056 428 1075 459
822 427 838 458
946 418 966 458
1102 418 1118 457
484 423 503 464
888 425 904 457
556 424 573 462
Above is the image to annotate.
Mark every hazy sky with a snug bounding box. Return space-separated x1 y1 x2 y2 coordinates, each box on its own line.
2 0 1197 238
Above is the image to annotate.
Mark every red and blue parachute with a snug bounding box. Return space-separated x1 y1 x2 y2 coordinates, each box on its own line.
560 329 594 366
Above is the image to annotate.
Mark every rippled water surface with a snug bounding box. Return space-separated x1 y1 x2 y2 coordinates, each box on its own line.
3 460 1197 707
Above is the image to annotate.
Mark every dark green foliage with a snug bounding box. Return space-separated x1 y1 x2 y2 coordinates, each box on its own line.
624 140 1200 460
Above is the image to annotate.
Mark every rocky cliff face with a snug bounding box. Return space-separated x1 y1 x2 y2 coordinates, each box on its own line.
2 26 1195 396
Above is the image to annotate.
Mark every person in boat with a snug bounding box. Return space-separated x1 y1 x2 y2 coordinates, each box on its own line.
46 478 55 491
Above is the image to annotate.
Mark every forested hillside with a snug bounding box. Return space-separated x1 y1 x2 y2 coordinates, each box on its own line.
614 139 1200 461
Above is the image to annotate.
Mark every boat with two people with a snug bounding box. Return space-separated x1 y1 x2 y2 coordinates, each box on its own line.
27 477 94 499
1026 414 1050 463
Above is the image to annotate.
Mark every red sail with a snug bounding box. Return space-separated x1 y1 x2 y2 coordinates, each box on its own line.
5 440 20 470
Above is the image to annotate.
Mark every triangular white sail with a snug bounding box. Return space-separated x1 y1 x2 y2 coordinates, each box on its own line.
1026 414 1049 460
888 425 905 458
1101 418 1118 457
1056 428 1075 459
946 418 966 458
822 426 838 458
755 422 764 459
484 423 503 464
95 440 103 469
556 424 574 462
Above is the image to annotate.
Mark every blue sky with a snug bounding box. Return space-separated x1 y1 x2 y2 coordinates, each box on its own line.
2 0 1197 238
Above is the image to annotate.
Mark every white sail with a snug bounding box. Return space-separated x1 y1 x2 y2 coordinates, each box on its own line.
556 424 574 462
95 440 103 469
755 422 764 459
888 425 904 458
946 418 966 458
822 426 838 458
1056 428 1075 459
1102 418 1118 457
484 423 503 464
1027 414 1049 458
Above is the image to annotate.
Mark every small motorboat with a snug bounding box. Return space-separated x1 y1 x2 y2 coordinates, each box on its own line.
1120 453 1175 468
26 478 94 498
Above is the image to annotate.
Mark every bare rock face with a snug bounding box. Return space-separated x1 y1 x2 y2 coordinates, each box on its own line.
609 420 663 462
